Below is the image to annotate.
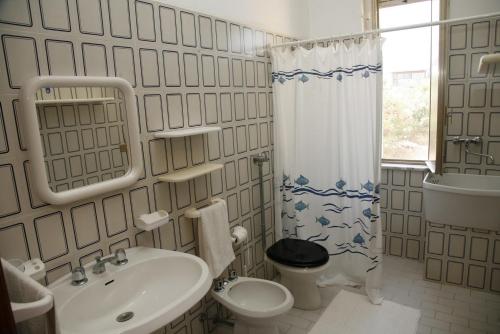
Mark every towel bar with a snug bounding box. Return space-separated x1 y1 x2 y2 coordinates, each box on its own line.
184 197 224 219
185 198 241 244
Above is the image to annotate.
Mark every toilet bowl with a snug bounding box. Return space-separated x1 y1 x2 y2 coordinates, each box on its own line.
266 238 330 310
211 277 293 334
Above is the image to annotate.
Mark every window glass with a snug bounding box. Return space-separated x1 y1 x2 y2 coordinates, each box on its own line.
380 1 432 161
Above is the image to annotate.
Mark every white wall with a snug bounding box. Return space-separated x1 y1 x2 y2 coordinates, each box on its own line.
156 0 310 38
307 0 363 38
155 0 500 44
447 0 500 18
305 0 500 40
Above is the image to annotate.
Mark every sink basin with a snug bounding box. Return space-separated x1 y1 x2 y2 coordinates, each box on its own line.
1 258 53 323
49 247 211 334
423 173 500 231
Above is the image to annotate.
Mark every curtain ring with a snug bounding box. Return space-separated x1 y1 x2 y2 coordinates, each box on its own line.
342 38 352 48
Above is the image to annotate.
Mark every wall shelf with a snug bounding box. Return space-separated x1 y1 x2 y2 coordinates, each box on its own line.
158 163 223 183
153 126 221 138
35 97 115 105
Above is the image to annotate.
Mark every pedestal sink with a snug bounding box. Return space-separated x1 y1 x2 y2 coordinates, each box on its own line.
49 247 211 334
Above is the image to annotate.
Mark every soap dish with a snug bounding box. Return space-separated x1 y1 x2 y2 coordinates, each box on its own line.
137 210 170 231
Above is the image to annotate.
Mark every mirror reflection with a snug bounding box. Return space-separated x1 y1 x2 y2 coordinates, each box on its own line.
35 86 130 193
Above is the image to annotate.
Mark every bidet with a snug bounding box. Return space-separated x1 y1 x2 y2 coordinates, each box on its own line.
211 276 293 334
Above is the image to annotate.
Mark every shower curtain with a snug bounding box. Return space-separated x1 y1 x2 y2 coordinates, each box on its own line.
271 38 384 304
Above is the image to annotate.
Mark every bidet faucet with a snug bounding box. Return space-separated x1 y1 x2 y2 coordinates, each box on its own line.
92 248 128 274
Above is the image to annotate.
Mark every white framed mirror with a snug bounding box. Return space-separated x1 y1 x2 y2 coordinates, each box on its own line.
19 76 142 205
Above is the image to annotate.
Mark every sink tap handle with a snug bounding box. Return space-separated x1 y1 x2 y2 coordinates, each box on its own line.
114 248 128 265
469 136 482 145
71 266 88 286
214 279 224 292
228 270 238 281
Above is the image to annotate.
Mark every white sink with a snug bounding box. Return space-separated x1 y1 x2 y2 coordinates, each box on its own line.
49 247 211 334
423 173 500 231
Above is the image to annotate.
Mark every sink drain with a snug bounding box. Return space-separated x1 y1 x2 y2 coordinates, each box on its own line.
116 312 134 322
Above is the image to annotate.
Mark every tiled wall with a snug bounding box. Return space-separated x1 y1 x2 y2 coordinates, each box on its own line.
424 18 500 293
380 167 427 261
443 18 500 174
0 0 293 332
425 223 500 293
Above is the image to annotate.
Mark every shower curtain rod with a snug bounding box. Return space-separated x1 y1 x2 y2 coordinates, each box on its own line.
271 11 500 48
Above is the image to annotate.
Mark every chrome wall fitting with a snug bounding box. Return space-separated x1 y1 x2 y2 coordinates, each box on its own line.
252 152 269 164
452 136 494 163
252 153 269 254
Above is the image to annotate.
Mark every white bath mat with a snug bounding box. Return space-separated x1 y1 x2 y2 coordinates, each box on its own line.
308 290 420 334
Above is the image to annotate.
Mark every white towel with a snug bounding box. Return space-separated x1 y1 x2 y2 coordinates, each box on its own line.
197 200 235 278
1 259 56 334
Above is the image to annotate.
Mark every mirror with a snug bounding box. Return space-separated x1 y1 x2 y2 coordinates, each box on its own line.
20 76 142 205
35 86 129 192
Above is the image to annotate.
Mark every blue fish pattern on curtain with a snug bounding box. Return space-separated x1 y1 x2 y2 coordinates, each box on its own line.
271 40 384 302
280 174 381 272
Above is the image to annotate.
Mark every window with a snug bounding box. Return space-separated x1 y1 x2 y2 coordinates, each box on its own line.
379 0 441 162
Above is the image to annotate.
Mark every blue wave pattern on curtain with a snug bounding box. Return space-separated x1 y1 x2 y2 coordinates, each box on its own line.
272 64 382 83
271 41 384 303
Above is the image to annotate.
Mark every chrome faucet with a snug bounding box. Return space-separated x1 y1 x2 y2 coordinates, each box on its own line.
71 267 88 286
92 248 128 274
452 136 482 145
452 136 494 163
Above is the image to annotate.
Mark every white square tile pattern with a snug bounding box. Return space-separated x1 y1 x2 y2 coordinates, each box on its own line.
0 1 294 333
434 17 500 294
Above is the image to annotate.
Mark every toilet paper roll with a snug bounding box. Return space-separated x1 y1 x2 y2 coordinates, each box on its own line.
231 226 248 246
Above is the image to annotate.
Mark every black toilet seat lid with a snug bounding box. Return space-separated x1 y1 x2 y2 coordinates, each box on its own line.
266 238 329 268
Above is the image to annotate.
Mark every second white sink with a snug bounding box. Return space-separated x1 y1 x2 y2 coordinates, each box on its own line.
423 173 500 231
49 247 211 334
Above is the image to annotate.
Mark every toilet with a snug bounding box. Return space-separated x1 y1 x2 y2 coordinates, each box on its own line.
211 276 293 334
266 238 330 310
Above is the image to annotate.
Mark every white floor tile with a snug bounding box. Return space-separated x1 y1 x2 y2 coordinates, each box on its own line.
213 255 500 334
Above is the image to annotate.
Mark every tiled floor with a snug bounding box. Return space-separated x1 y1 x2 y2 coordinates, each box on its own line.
214 256 500 334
